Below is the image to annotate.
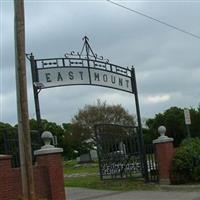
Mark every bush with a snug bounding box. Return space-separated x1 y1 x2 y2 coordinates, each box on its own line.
171 137 200 183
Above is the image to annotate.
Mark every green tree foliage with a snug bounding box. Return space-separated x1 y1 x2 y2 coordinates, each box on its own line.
0 119 67 157
172 138 200 183
189 105 200 137
145 106 200 146
62 123 93 159
29 118 39 130
0 122 15 153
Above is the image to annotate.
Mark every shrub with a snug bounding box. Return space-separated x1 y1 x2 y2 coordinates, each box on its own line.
171 137 200 183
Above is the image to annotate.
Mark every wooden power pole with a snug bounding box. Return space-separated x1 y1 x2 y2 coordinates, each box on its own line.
14 0 36 199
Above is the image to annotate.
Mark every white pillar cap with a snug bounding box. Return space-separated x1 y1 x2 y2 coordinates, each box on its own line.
34 131 63 155
153 126 174 144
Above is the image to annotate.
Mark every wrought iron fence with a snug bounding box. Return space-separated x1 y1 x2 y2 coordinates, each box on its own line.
145 144 159 183
3 128 42 168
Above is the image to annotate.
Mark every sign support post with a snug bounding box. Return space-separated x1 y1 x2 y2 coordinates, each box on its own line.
30 53 43 133
186 125 191 138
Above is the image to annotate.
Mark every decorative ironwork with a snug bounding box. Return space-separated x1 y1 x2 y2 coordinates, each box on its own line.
36 58 130 76
63 36 109 62
95 124 159 182
95 124 143 180
34 36 132 80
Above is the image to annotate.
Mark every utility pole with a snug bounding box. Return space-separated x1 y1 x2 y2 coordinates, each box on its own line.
14 0 36 199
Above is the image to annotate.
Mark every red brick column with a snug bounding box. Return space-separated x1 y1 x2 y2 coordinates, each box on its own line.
153 126 174 184
34 147 66 200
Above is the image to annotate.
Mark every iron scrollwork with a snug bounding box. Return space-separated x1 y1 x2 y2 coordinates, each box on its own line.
33 36 133 94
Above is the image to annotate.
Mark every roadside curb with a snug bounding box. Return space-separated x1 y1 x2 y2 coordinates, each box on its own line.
160 184 200 191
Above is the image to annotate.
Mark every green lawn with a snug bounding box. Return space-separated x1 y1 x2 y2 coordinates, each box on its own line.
64 160 99 175
63 160 159 191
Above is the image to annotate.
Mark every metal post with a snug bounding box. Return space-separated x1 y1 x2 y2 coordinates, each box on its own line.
186 125 191 138
83 36 92 84
30 54 43 133
94 125 103 180
131 67 149 182
14 0 35 199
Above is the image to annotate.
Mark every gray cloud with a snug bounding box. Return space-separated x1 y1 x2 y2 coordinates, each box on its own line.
1 1 200 125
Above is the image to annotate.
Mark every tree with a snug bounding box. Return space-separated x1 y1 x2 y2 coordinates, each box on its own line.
0 122 15 153
189 105 200 137
146 106 200 146
73 100 134 126
70 100 135 152
62 123 93 159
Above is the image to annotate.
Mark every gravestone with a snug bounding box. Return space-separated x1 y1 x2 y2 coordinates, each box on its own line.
79 153 92 163
90 150 98 161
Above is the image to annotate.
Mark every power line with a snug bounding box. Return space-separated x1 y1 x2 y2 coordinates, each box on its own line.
106 0 200 40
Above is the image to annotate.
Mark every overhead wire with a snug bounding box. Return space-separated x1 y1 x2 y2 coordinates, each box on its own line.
106 0 200 40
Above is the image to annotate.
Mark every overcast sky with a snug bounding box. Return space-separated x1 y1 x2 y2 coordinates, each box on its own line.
1 0 200 125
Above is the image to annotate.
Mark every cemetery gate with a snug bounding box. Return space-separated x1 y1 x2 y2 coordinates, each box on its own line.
95 124 159 182
26 36 158 182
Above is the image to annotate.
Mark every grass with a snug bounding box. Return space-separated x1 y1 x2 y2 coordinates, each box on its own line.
63 160 200 192
64 160 159 191
64 160 99 175
64 175 159 191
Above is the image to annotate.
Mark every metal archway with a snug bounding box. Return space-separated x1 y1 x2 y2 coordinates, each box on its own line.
27 36 149 181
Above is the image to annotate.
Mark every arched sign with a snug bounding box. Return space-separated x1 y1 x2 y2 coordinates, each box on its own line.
28 37 148 181
36 57 133 92
32 39 134 93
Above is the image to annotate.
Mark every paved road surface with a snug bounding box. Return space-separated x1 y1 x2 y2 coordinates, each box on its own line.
66 187 200 200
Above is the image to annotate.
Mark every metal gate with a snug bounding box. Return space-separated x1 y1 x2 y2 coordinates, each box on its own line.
95 124 159 182
3 128 42 167
95 124 143 180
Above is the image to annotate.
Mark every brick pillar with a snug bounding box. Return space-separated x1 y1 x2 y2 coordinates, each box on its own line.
153 126 174 184
0 155 13 200
34 131 66 200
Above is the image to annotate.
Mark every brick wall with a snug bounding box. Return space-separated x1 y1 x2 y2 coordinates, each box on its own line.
0 154 66 200
0 155 19 200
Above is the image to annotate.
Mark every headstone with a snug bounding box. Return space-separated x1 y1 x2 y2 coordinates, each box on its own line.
119 142 126 155
90 150 98 161
76 156 80 163
79 153 92 163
